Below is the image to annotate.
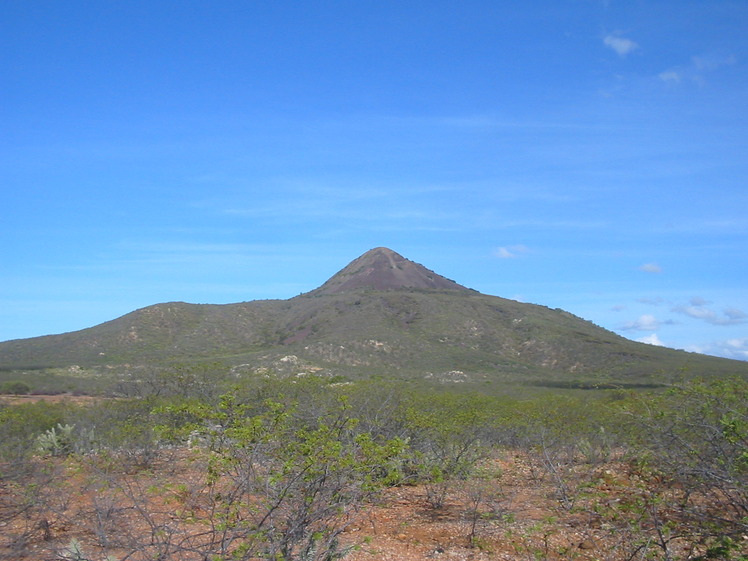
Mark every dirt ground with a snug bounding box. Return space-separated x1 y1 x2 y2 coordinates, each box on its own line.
4 449 741 561
344 456 627 561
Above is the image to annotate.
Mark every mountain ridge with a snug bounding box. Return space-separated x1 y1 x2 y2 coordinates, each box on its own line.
1 247 746 386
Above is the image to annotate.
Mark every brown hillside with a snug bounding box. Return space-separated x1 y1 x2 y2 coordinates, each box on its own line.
309 247 472 295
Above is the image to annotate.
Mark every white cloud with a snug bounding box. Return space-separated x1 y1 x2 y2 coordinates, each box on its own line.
495 247 514 259
691 338 748 361
674 305 715 322
722 338 748 360
603 34 639 57
622 314 661 331
637 333 665 347
494 245 529 259
639 263 662 273
659 53 737 85
692 53 737 71
672 301 747 326
658 70 682 83
659 66 698 86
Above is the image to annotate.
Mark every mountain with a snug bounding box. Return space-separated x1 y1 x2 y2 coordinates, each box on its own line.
310 247 472 295
1 247 746 388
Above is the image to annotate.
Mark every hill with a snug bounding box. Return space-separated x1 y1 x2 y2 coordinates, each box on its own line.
1 247 746 388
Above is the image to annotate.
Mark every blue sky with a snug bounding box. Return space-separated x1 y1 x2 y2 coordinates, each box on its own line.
2 1 747 360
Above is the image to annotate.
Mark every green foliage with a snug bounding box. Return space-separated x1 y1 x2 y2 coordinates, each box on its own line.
114 362 233 401
0 367 108 395
694 535 748 561
4 375 748 559
619 378 748 550
4 280 747 388
0 401 69 469
0 380 31 394
151 391 411 560
69 397 166 469
627 378 748 484
400 392 495 508
36 423 76 457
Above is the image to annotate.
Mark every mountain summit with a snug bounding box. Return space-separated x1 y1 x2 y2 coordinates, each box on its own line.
310 247 471 295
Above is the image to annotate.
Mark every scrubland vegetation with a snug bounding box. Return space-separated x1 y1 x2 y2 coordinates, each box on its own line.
1 368 747 560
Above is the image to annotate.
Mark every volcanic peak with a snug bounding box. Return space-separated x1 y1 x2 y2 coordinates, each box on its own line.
310 247 472 295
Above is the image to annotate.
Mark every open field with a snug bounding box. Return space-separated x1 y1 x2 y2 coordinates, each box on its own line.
2 377 747 560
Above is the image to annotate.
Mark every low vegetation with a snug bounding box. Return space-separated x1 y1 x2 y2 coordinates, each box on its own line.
1 372 747 560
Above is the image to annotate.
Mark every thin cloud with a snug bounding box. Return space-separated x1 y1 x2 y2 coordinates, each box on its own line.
603 34 639 57
658 70 682 84
639 263 662 273
725 308 748 321
659 52 737 85
692 53 737 71
672 301 747 326
494 245 529 259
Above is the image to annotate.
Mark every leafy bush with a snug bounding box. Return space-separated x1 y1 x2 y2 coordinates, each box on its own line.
622 378 748 551
148 392 409 560
0 381 31 395
0 401 69 467
401 392 495 508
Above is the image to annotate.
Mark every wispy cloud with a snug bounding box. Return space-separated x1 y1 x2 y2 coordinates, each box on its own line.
658 70 682 84
639 263 662 273
693 53 738 71
672 299 747 326
689 296 710 307
659 53 737 85
603 33 639 57
494 245 529 259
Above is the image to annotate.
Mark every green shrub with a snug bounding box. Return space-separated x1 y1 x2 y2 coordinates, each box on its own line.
36 423 76 457
0 401 69 467
622 378 748 547
150 392 409 560
0 380 31 394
